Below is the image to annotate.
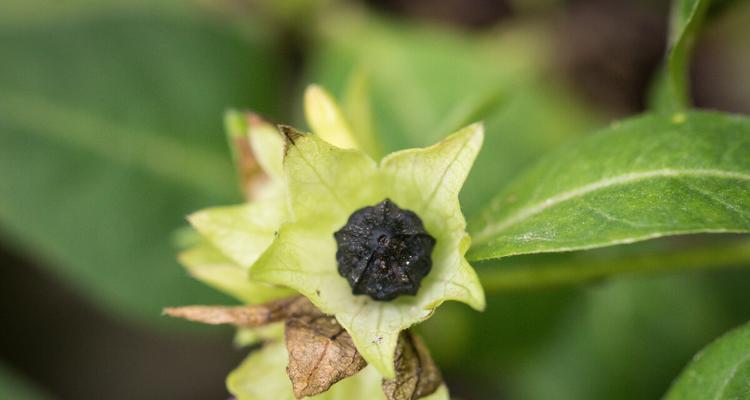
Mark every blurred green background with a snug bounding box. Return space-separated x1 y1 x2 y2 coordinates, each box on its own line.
1 0 750 398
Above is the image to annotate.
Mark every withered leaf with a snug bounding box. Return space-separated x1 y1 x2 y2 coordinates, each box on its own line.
235 112 272 201
163 296 319 327
285 315 367 398
382 331 442 400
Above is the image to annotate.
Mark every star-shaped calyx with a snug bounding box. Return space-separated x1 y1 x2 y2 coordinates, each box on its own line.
176 85 486 380
251 114 486 378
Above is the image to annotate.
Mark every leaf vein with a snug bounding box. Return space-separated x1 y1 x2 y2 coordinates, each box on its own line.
473 168 750 244
713 351 750 400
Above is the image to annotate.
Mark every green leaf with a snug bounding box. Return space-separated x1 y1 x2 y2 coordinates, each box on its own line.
227 341 450 400
652 0 711 111
252 127 485 378
469 111 750 261
0 10 282 323
666 320 750 399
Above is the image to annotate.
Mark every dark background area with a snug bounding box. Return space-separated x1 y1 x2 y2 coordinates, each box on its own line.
1 0 749 399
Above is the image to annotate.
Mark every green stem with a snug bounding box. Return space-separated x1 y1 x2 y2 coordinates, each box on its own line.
666 0 711 111
477 239 750 292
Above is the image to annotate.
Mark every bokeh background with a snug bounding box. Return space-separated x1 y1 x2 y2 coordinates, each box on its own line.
1 0 750 399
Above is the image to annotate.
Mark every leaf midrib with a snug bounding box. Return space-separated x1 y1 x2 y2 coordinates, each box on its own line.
472 168 750 245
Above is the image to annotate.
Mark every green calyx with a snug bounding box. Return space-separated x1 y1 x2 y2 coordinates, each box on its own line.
184 85 485 380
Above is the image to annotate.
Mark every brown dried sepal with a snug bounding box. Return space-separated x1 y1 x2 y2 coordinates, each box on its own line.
285 315 367 398
382 331 443 400
235 113 272 201
163 296 319 327
166 296 371 399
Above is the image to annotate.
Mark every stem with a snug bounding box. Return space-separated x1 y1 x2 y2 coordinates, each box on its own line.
477 239 750 292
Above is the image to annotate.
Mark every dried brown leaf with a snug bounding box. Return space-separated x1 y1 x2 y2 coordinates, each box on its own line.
163 296 319 327
236 113 273 201
285 315 367 398
382 331 443 400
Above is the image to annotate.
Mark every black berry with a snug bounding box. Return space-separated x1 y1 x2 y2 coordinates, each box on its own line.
334 199 436 301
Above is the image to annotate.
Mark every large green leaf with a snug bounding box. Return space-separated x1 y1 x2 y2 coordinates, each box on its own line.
666 319 750 399
0 9 282 323
468 111 750 261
